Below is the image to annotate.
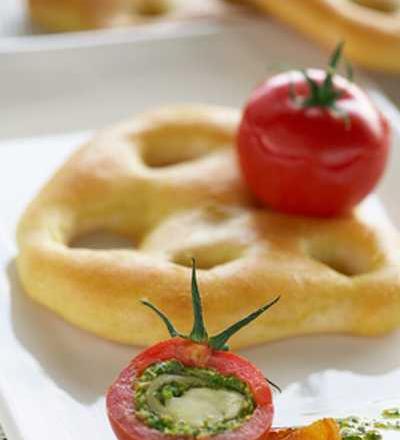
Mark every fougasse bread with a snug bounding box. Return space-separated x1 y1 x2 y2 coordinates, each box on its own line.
27 0 237 32
28 0 175 31
16 105 400 348
242 0 400 73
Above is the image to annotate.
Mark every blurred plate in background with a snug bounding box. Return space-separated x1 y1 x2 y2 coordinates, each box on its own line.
0 0 243 38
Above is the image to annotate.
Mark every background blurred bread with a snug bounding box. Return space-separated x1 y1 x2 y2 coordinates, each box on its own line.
28 0 177 32
244 0 400 72
27 0 242 32
29 0 400 73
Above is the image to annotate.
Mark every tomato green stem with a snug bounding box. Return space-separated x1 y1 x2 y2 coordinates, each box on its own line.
346 61 354 82
265 377 282 393
208 296 280 351
141 300 181 338
189 258 209 343
141 259 280 351
294 41 352 111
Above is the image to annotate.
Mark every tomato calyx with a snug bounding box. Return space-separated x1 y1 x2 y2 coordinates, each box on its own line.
142 259 280 351
291 42 352 115
107 262 278 440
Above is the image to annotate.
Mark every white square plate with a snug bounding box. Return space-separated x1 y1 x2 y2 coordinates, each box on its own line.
1 19 400 440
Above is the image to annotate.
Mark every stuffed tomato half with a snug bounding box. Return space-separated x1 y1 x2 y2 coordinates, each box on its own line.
107 261 279 440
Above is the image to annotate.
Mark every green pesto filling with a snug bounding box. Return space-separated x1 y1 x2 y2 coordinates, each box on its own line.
382 408 400 419
134 360 255 436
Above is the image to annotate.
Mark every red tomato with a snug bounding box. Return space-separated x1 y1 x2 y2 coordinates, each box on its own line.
106 338 273 440
237 69 390 217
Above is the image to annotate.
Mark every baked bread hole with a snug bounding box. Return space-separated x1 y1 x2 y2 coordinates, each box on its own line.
303 240 373 277
69 230 134 250
351 0 400 12
172 242 245 270
139 125 230 168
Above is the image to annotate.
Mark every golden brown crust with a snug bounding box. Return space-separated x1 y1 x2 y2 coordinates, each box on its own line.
16 105 400 348
268 419 341 440
27 0 235 32
28 0 126 31
28 0 196 31
246 0 400 72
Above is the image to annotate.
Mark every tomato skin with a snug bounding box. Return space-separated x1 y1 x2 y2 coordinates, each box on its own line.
237 70 390 217
106 338 273 440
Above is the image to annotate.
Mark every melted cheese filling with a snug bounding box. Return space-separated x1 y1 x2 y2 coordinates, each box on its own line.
164 387 245 427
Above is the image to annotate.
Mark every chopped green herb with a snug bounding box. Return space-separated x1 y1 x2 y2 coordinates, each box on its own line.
382 408 400 419
338 409 400 440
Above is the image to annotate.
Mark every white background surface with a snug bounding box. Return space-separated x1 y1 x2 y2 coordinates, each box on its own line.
0 19 400 440
1 0 400 107
0 0 28 37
